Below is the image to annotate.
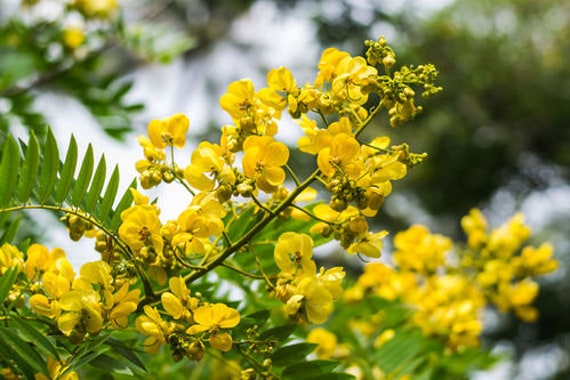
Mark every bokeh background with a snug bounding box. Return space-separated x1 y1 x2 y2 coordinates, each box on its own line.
1 0 569 378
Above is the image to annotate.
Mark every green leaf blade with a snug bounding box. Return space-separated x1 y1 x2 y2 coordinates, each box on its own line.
271 343 318 367
16 131 40 203
54 135 78 204
109 179 136 230
38 128 59 204
10 317 61 361
0 134 21 207
84 154 106 212
96 165 120 223
71 144 94 206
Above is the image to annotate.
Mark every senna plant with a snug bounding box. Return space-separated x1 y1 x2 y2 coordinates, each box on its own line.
0 36 557 380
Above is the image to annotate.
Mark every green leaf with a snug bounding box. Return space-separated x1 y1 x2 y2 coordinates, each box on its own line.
96 165 120 222
282 360 341 379
65 334 111 374
0 134 20 207
0 214 21 243
16 131 40 203
89 353 133 375
54 135 78 204
71 144 94 206
259 324 297 342
0 341 36 380
38 128 59 203
0 266 18 304
271 343 318 367
106 337 147 372
109 179 136 230
226 205 263 244
0 326 49 376
10 317 60 361
374 330 424 374
84 154 106 211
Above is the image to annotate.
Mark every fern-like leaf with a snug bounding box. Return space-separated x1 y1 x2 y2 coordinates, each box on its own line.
0 127 136 238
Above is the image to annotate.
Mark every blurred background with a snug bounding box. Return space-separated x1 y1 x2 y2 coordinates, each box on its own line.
1 0 569 378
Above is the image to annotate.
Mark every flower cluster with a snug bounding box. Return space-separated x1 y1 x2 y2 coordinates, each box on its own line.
135 276 240 361
344 209 558 350
24 244 140 343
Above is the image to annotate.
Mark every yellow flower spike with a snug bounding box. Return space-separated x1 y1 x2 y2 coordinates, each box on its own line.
186 303 240 352
35 357 79 380
274 232 315 274
242 135 289 193
220 79 256 120
148 113 190 149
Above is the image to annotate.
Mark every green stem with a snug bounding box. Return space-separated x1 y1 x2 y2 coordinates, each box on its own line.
183 168 320 284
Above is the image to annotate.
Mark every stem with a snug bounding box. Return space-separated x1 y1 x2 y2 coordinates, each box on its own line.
183 168 321 284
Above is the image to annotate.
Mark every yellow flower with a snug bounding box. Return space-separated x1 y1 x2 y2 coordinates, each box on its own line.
57 289 103 336
0 243 24 274
24 244 75 282
184 142 234 191
296 276 334 324
317 133 361 178
307 328 338 359
520 243 558 275
220 79 256 120
108 283 140 329
242 135 289 193
331 56 378 104
274 232 315 275
71 0 118 19
73 261 113 292
119 204 163 255
136 305 182 353
148 113 190 149
63 27 85 50
35 357 78 380
347 230 389 258
393 225 452 273
161 276 198 321
186 303 240 352
314 48 351 87
461 208 488 248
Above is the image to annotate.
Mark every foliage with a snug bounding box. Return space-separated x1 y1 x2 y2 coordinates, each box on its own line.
0 1 560 379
